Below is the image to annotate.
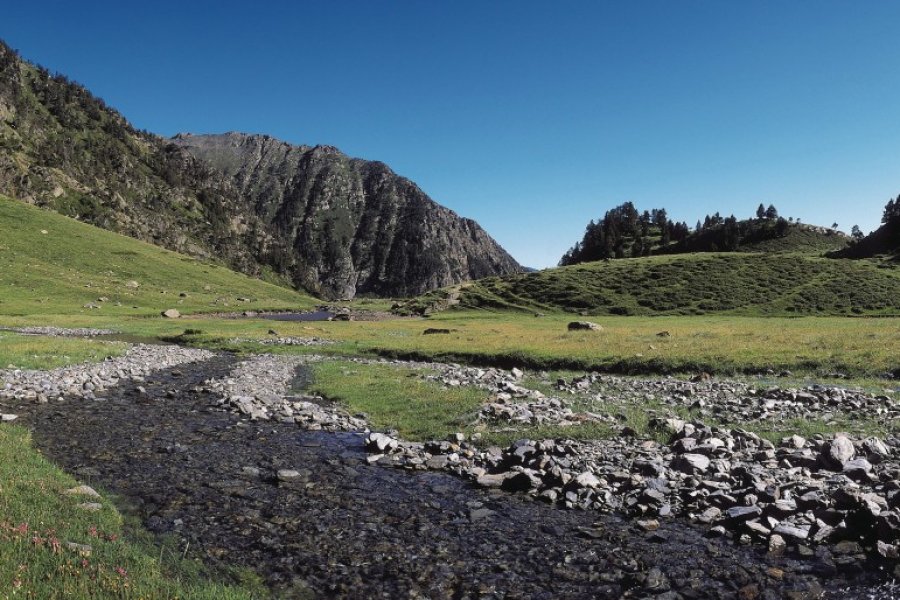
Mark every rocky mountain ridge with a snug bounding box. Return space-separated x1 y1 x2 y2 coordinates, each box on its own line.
0 39 520 298
171 132 521 297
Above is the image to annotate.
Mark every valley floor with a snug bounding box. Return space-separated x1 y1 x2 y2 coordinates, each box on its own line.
1 327 899 598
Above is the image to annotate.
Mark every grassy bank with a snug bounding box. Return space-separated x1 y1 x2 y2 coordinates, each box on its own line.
0 332 125 370
0 425 265 599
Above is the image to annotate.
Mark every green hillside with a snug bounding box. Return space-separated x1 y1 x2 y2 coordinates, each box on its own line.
0 195 316 316
664 220 848 254
406 252 900 317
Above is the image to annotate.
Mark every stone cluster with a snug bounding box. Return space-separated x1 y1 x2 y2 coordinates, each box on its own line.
227 336 335 347
366 422 900 567
203 355 365 431
0 344 213 404
0 326 116 337
555 372 899 428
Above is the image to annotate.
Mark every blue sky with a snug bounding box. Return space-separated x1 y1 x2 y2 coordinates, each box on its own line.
3 1 899 268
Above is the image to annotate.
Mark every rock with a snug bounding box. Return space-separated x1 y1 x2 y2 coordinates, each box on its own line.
877 540 899 559
366 432 399 453
573 471 601 489
124 280 140 288
725 506 762 522
768 534 786 554
672 453 710 474
637 519 660 532
64 485 101 498
77 502 102 512
772 523 809 541
476 474 507 489
656 331 671 337
65 542 92 556
469 507 495 522
161 308 181 319
843 457 873 480
502 471 541 492
423 328 452 335
277 469 303 481
567 321 602 332
822 435 855 469
0 414 18 422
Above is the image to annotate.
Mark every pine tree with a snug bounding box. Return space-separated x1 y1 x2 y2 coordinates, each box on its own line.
765 204 778 219
756 203 765 219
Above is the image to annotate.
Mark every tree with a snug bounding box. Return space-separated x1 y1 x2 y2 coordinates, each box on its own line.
851 225 864 241
884 196 900 225
695 220 702 232
756 203 766 219
765 204 778 219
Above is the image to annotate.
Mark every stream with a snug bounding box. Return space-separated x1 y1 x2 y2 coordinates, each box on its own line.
10 353 892 598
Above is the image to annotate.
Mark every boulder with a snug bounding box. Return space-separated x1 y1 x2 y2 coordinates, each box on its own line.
822 435 855 469
567 321 602 331
161 309 181 319
672 453 710 474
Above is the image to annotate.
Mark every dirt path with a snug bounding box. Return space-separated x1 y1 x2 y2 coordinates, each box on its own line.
9 354 887 599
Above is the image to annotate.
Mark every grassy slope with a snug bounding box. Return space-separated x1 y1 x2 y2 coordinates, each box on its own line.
0 194 316 317
442 253 900 316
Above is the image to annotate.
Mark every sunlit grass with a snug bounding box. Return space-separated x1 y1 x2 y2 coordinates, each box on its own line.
0 332 125 370
0 195 315 317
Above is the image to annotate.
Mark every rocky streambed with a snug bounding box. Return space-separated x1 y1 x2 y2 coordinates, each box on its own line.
0 344 898 597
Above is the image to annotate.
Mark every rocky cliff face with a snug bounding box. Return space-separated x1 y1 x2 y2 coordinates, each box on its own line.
0 39 520 298
171 133 521 297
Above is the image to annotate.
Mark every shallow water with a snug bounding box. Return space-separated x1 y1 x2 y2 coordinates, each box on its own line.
264 310 334 322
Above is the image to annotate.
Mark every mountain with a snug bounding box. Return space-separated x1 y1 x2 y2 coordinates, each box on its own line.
0 39 520 298
170 133 521 298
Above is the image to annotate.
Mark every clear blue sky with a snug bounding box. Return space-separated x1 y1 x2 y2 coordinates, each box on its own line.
3 1 899 268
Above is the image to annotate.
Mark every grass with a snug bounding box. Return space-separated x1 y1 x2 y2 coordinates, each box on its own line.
0 195 316 317
4 310 895 379
309 360 486 441
307 358 899 450
433 252 900 317
0 425 266 599
0 332 125 370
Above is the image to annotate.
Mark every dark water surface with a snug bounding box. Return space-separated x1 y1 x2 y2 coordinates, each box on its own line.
264 311 334 322
9 355 887 598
